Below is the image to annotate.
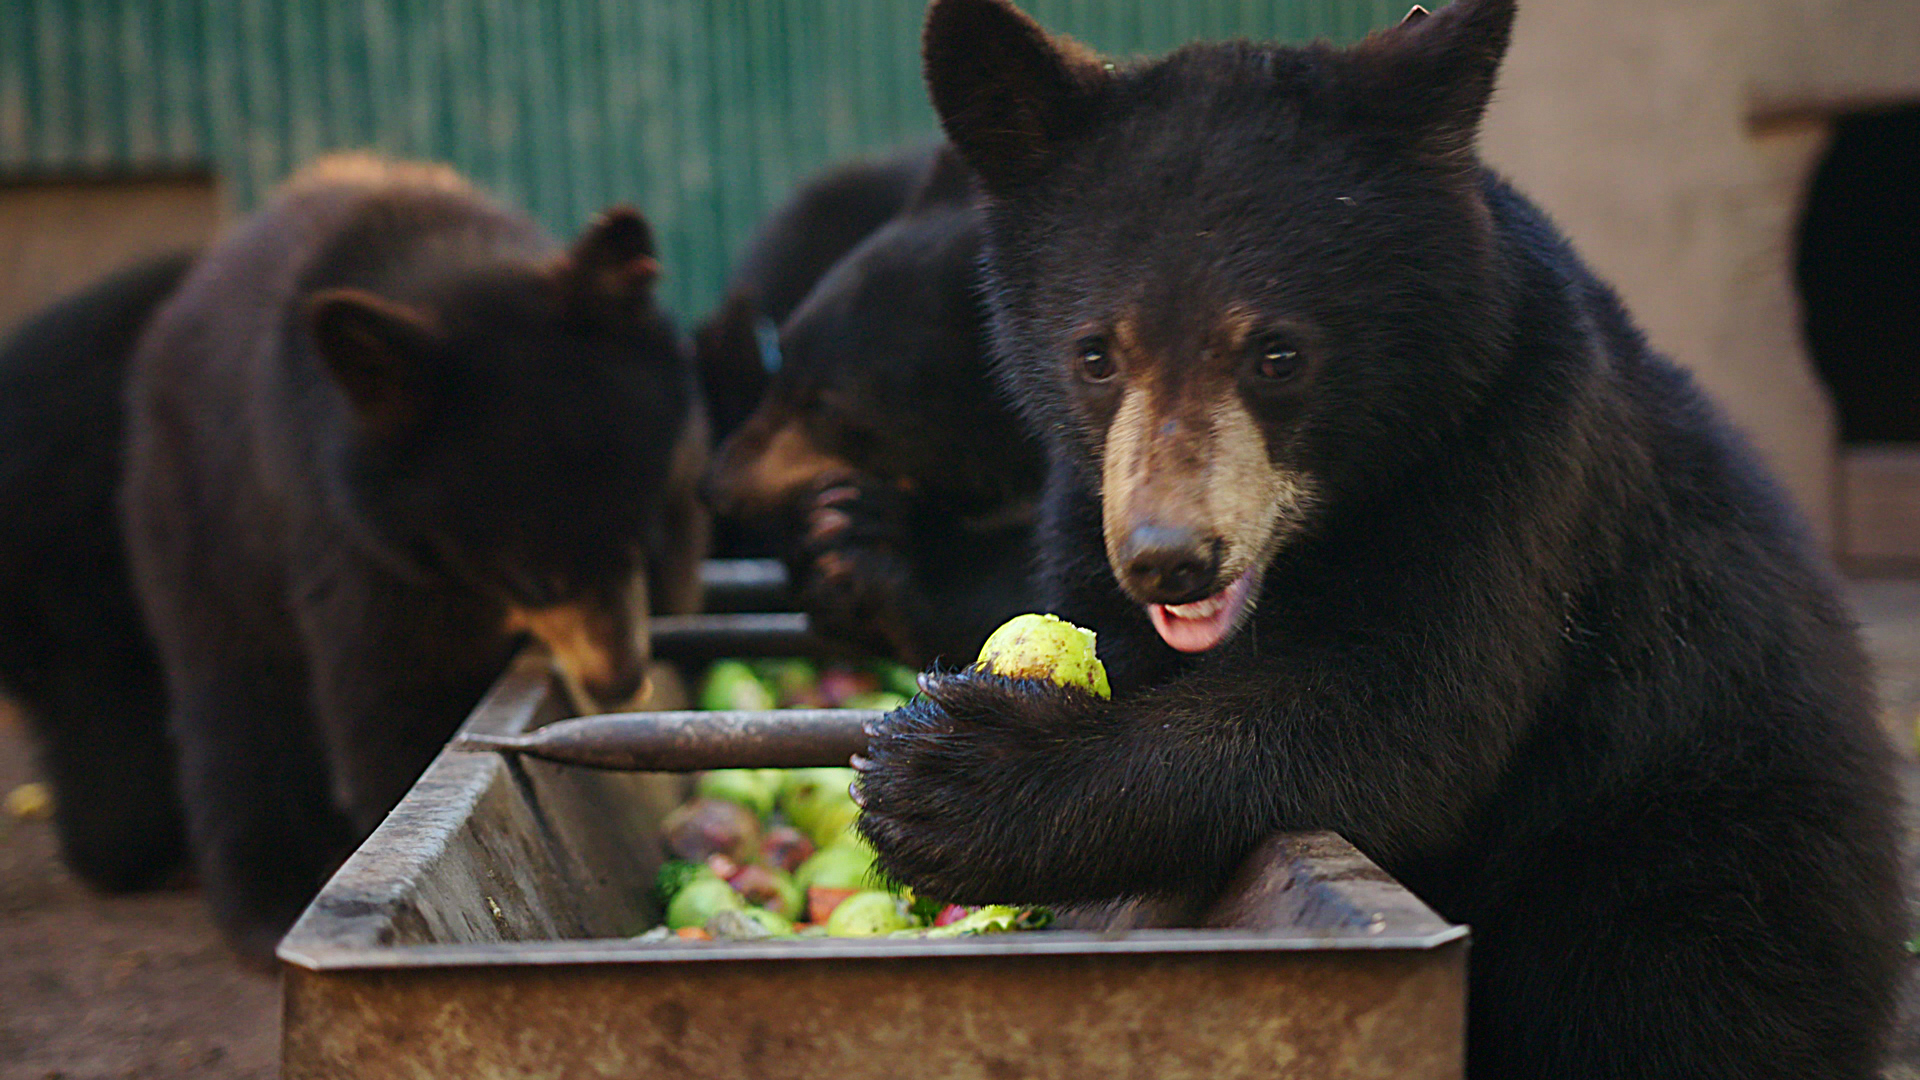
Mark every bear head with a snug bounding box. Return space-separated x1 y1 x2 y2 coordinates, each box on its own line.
704 147 1044 526
924 0 1518 653
305 207 697 708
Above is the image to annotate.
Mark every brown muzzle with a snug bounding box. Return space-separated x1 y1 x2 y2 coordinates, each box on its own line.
507 569 651 714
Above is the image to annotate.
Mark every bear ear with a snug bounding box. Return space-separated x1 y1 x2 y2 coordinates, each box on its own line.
922 0 1110 194
560 206 662 317
904 143 979 213
306 289 440 434
1339 0 1516 161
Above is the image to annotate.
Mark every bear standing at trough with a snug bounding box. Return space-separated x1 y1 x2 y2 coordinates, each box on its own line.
854 1 1904 1076
120 155 705 962
706 146 1044 667
0 253 198 893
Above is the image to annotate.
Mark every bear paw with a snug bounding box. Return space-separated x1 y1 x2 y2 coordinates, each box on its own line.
790 477 926 663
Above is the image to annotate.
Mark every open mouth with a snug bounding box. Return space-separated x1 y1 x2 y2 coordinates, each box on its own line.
1146 572 1258 654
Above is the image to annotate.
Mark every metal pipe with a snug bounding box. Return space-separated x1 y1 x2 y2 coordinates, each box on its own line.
451 708 879 772
648 613 849 663
697 559 792 614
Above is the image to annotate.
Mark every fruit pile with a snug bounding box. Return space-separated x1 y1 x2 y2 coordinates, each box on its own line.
637 657 1056 942
644 763 1050 941
696 658 919 713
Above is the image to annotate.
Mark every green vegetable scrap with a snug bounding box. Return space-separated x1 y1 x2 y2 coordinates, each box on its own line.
636 660 1057 942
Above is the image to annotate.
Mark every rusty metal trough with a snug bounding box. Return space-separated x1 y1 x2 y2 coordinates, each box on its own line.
278 564 1469 1078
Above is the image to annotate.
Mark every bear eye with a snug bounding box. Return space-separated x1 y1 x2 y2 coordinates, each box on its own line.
1076 335 1116 382
1251 333 1305 382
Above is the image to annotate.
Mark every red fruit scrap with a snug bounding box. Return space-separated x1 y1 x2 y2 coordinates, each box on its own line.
932 905 975 928
662 798 762 863
761 825 816 874
808 886 860 923
817 668 881 708
729 863 800 916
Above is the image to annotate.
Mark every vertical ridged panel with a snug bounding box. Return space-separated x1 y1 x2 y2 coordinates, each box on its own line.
0 0 1411 316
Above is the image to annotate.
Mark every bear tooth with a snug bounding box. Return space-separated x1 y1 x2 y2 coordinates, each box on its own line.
1168 594 1224 618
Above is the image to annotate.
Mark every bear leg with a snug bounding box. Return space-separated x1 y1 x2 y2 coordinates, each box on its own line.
168 670 354 965
30 646 186 893
1460 813 1900 1080
298 573 517 834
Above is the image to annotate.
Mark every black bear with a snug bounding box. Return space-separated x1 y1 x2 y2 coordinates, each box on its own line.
705 146 1045 665
695 141 942 464
855 2 1904 1076
0 252 198 892
120 154 705 962
694 142 945 564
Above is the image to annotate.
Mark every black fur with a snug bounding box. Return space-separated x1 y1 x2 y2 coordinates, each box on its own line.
120 157 699 962
707 147 1044 665
695 144 942 560
858 3 1904 1076
695 142 942 461
0 252 197 892
726 141 945 330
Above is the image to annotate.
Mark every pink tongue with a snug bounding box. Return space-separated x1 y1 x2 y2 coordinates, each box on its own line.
1147 579 1244 653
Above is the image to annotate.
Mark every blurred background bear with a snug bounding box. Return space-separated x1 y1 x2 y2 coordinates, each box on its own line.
1 154 708 963
701 144 1045 666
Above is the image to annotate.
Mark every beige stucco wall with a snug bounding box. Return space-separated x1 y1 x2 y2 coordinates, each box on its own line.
0 176 219 337
1480 0 1920 548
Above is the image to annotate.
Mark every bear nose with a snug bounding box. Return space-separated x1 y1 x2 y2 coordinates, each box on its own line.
1119 524 1220 604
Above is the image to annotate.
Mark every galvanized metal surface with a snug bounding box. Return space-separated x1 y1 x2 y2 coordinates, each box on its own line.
0 1 1415 318
284 946 1465 1080
451 707 877 772
695 558 791 614
649 611 842 664
280 645 1467 1077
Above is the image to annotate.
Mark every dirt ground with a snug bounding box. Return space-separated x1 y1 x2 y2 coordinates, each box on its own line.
1 579 1917 1080
0 698 277 1080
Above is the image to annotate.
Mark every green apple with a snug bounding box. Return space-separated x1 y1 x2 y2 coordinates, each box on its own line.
696 769 779 818
794 842 875 895
666 876 745 930
824 890 912 937
871 662 922 699
751 659 821 707
804 792 861 849
974 613 1109 698
843 690 909 712
742 907 794 936
778 767 859 837
699 660 777 711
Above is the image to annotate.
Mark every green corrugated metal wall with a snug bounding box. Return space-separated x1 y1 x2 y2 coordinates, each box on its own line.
0 0 1411 318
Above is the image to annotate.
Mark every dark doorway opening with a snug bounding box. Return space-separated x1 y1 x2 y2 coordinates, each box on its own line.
1796 105 1920 444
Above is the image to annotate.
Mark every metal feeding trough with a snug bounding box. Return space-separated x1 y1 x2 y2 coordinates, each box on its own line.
278 561 1468 1079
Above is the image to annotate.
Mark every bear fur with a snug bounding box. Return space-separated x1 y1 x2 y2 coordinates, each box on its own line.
0 252 198 892
706 147 1045 665
695 141 942 465
121 155 704 961
855 2 1905 1076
